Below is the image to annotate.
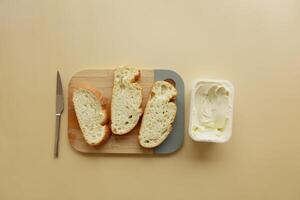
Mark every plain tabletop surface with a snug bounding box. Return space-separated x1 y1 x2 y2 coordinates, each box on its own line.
1 0 300 200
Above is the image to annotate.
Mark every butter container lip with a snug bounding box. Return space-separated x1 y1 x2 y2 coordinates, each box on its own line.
188 79 234 143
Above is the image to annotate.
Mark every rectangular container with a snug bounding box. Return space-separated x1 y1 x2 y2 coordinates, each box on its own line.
188 79 234 143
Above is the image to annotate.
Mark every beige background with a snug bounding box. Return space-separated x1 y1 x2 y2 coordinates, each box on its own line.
1 0 300 199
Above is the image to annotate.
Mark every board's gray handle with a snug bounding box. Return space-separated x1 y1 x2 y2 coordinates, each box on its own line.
154 69 185 154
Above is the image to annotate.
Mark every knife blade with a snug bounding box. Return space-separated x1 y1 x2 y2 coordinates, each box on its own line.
54 71 64 158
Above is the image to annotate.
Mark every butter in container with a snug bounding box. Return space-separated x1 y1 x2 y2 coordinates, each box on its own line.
188 79 234 143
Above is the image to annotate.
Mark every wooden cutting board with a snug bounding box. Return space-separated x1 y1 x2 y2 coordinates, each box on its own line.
68 69 184 154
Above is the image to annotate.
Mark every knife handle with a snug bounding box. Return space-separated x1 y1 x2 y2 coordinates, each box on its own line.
54 114 61 158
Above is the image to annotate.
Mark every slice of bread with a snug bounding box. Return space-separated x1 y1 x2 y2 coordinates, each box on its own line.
111 66 143 135
73 87 110 146
139 81 177 148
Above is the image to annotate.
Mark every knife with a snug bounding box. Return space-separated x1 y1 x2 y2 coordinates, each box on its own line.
54 71 64 158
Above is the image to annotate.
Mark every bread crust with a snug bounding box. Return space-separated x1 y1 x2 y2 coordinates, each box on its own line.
111 66 143 135
133 69 141 82
139 81 177 148
72 84 111 146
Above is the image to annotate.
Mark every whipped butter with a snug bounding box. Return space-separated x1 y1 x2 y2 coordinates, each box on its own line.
189 80 234 143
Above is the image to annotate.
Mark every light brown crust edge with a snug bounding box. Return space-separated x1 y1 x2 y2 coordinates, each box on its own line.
72 84 111 146
111 67 143 135
138 81 178 148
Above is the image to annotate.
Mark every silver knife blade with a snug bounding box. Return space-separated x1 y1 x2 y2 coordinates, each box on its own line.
56 71 64 114
55 71 64 158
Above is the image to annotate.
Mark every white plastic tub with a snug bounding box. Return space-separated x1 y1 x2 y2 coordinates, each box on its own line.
188 79 234 143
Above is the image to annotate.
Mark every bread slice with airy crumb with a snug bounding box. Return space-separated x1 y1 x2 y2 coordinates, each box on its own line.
139 81 177 148
73 87 110 146
111 66 143 135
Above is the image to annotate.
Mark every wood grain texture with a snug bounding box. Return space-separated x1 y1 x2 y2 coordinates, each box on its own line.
68 69 154 154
